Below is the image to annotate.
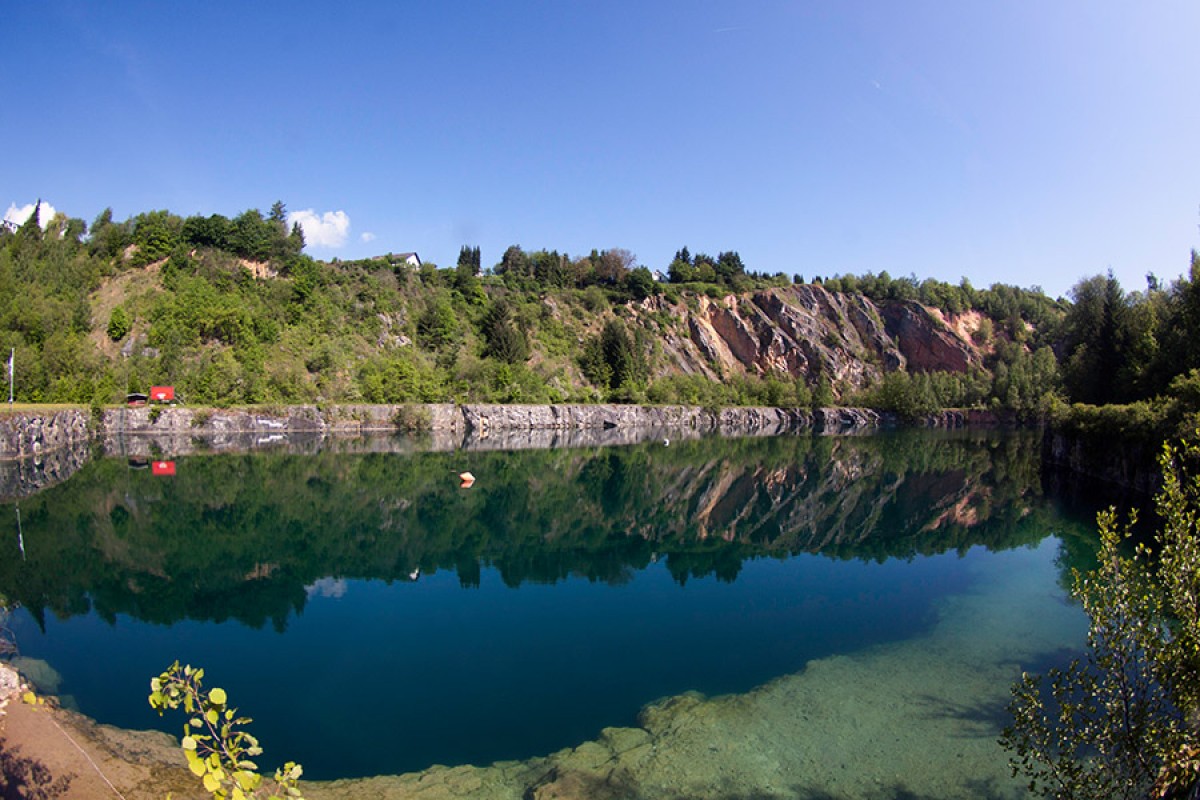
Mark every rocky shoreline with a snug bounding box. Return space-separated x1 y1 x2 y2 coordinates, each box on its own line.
0 403 1008 502
4 403 1002 453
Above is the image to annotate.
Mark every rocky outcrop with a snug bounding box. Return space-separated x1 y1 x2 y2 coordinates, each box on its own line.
0 441 92 502
1041 429 1160 496
0 410 94 500
0 404 1010 464
878 301 977 373
653 285 984 398
0 409 90 460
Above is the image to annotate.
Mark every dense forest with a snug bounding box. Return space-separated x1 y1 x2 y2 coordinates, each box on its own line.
1 201 1198 432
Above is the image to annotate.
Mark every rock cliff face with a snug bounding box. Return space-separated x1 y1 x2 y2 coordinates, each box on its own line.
648 285 983 396
0 404 1003 464
0 410 92 500
96 403 888 458
1041 430 1160 497
0 409 90 459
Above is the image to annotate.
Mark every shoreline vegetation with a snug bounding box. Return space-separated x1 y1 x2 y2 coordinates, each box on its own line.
2 200 1199 499
2 203 1199 795
0 201 1196 429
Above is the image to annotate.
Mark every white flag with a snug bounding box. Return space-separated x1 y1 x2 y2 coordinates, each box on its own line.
7 348 11 382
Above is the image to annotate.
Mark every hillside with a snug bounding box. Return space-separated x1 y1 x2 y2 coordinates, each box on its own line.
2 202 1198 424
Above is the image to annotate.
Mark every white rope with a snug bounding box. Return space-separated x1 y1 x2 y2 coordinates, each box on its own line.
45 712 129 800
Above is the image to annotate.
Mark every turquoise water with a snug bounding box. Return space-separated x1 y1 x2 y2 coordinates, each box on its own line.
0 430 1103 781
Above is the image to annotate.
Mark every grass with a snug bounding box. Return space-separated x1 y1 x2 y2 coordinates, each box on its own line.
0 403 87 415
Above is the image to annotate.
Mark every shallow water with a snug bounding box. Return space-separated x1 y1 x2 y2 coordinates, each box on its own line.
0 429 1102 788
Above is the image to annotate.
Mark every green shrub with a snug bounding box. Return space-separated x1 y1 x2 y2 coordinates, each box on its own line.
149 662 306 799
1002 436 1200 798
107 306 132 341
392 404 431 431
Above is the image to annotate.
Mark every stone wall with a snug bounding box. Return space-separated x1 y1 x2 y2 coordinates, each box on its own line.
0 409 90 460
0 409 93 501
0 404 1009 482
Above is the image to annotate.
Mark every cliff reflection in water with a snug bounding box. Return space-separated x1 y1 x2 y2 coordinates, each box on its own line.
0 429 1090 631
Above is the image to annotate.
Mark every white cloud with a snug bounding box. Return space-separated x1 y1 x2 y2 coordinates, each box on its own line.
287 209 350 248
305 577 348 599
360 232 376 243
4 201 59 230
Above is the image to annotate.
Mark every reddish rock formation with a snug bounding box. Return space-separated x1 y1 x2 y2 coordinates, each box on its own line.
658 285 984 397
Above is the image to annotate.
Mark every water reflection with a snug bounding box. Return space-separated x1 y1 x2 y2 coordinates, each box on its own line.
0 430 1095 632
0 429 1112 782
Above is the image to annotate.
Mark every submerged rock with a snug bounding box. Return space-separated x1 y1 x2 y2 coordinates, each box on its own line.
298 541 1085 800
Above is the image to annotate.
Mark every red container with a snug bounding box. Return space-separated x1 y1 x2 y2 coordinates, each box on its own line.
151 461 176 476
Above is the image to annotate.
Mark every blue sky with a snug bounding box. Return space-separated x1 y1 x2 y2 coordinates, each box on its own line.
3 1 1198 298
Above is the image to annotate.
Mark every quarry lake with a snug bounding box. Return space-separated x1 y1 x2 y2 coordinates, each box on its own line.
0 429 1107 792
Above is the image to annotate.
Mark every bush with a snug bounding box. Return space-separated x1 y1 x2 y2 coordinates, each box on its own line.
149 662 306 799
1001 436 1200 798
107 306 131 341
392 404 431 431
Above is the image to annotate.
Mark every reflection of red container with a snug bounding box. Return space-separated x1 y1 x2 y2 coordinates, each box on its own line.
152 461 176 476
150 386 175 403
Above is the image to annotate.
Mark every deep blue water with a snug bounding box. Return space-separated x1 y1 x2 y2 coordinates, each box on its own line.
0 430 1102 779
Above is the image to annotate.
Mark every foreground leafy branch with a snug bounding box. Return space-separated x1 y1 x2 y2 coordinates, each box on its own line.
1001 436 1200 799
149 662 304 800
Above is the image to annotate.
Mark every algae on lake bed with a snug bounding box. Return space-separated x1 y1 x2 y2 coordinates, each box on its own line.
306 537 1086 800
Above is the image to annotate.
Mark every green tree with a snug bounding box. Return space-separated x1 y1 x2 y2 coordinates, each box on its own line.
1002 437 1200 799
715 251 746 284
812 374 835 409
131 210 180 265
228 209 273 262
107 306 131 341
497 245 529 281
582 319 647 394
15 201 42 245
88 207 132 259
668 258 696 283
456 245 481 276
595 248 634 285
415 293 459 351
1062 273 1132 405
624 266 655 300
182 214 232 251
480 299 529 364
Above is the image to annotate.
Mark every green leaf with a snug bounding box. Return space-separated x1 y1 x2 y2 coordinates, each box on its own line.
181 736 197 751
208 687 227 705
234 770 261 789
